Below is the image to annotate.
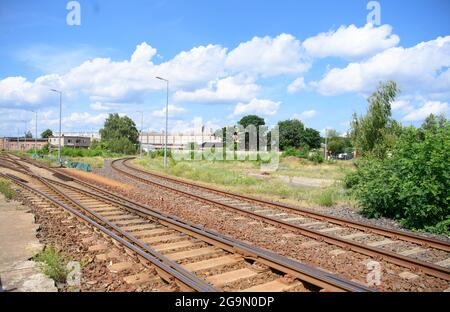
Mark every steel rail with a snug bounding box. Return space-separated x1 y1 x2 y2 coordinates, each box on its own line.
37 176 219 292
0 160 373 292
0 172 218 292
40 174 371 292
119 157 450 252
109 157 450 281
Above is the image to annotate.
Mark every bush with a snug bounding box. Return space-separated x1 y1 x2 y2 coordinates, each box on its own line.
105 137 137 155
308 149 324 164
33 245 68 283
315 188 335 207
0 178 16 200
347 123 450 233
282 147 298 157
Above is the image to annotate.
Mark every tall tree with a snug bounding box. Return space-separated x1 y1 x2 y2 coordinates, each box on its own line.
237 115 265 150
421 114 446 133
277 119 305 150
237 115 265 128
100 113 139 154
350 80 400 158
41 129 53 138
25 130 33 138
303 127 321 148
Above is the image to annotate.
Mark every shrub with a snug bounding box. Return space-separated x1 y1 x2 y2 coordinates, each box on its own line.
0 178 16 200
347 123 450 234
308 149 324 164
315 188 335 207
33 245 68 283
282 147 298 157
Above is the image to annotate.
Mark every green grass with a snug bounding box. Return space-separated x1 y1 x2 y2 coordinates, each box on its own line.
133 156 353 208
33 245 68 283
0 178 16 200
313 188 336 207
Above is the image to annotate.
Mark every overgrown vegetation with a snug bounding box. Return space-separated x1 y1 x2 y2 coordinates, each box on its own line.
278 119 321 150
0 178 16 200
134 156 351 207
33 245 68 283
350 80 402 158
281 146 324 163
346 81 450 234
100 113 139 154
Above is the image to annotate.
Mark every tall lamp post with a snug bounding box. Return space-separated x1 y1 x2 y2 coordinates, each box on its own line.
50 89 62 164
27 110 38 155
137 111 143 159
156 76 169 168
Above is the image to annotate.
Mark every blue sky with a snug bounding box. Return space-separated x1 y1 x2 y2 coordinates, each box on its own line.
0 0 449 137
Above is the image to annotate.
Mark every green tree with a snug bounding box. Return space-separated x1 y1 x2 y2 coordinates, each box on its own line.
237 115 266 151
100 113 139 154
421 114 446 133
41 129 53 138
237 115 265 128
350 80 400 158
303 127 321 148
327 139 345 154
347 119 450 233
25 130 32 138
277 119 305 150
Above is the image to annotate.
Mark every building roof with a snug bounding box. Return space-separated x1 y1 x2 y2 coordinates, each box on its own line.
1 137 48 142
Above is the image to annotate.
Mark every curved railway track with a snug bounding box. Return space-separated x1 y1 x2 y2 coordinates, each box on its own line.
109 157 450 281
0 155 372 292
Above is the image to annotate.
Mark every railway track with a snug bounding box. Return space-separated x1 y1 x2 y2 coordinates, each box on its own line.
0 155 372 292
109 157 450 281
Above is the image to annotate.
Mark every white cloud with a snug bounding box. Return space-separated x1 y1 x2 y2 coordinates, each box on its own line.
313 36 450 96
403 101 449 121
35 112 109 130
0 76 57 109
226 34 310 76
232 98 281 117
89 101 122 111
1 42 228 108
130 42 157 64
294 110 317 119
303 23 399 59
152 104 186 118
392 100 409 111
174 75 259 102
287 77 306 94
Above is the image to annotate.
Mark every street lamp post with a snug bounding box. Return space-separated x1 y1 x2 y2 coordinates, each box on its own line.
24 120 27 150
50 89 62 164
156 76 169 169
137 111 143 159
27 110 38 155
34 111 37 155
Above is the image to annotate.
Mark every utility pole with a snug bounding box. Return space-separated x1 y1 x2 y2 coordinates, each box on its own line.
156 76 169 168
137 111 143 159
34 111 37 155
51 89 62 164
24 120 27 150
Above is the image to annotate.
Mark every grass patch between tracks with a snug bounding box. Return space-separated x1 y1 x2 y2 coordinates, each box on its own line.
133 156 354 208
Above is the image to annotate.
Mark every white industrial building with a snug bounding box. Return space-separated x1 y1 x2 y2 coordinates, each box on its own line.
139 128 222 151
